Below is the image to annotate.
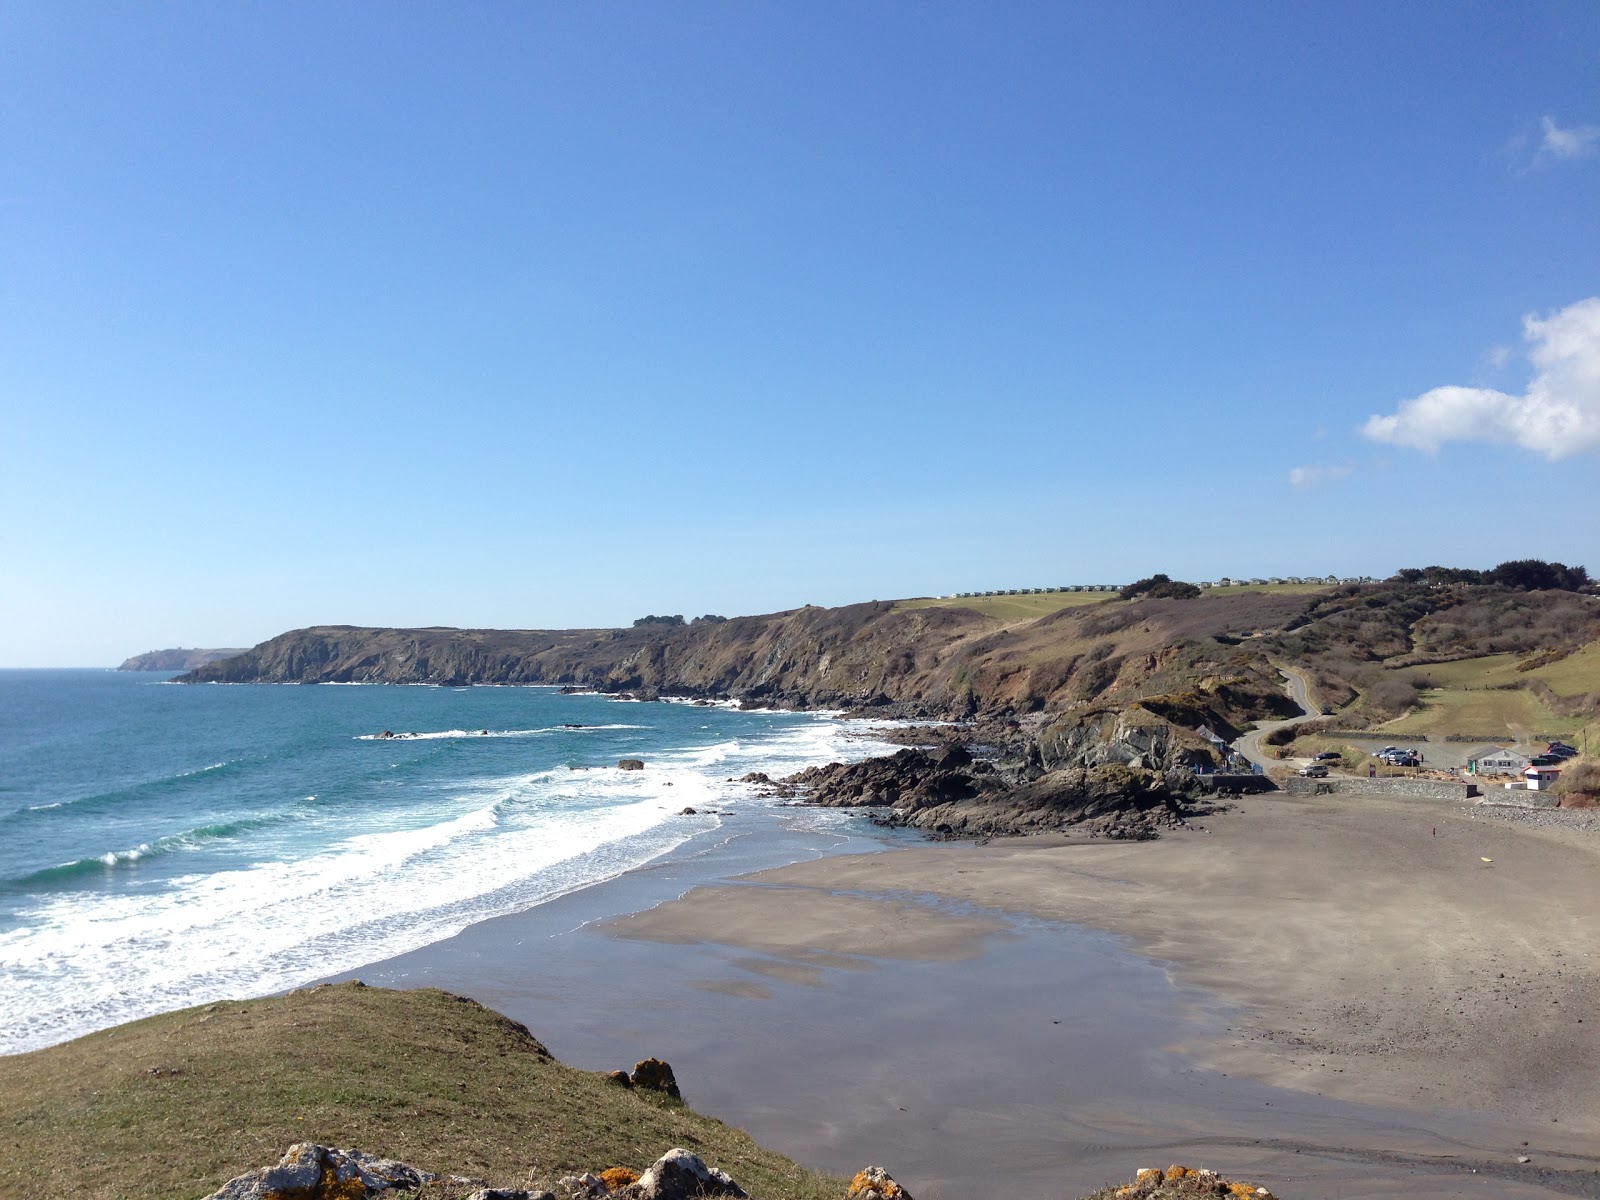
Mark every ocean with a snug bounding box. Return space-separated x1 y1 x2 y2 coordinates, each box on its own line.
0 670 897 1056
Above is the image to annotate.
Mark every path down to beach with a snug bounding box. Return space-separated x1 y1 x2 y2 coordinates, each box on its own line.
1234 663 1317 768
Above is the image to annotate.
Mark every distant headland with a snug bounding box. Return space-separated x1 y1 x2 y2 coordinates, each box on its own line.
118 647 251 672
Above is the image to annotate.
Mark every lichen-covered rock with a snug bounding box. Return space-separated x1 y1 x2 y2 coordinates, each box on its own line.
629 1057 682 1099
632 1149 747 1200
200 1143 434 1199
604 1069 634 1087
845 1165 911 1200
600 1168 641 1191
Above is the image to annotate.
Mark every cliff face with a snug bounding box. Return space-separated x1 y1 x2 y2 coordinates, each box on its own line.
119 647 250 671
178 593 1305 726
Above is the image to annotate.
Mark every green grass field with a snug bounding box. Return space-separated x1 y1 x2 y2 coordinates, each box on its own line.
894 592 1112 622
1396 641 1600 697
1380 686 1583 738
1374 640 1600 739
897 582 1332 624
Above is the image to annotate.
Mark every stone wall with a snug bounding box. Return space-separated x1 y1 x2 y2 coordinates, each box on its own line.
1281 776 1480 801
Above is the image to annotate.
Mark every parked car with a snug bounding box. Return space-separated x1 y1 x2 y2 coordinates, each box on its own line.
1299 763 1330 778
1314 751 1342 761
1547 741 1579 759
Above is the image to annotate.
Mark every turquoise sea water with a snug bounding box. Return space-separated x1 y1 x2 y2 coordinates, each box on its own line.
0 671 891 1055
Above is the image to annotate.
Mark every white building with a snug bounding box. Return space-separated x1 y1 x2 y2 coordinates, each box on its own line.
1468 747 1531 775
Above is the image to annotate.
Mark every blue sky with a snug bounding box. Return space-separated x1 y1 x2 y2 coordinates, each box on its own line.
3 2 1597 666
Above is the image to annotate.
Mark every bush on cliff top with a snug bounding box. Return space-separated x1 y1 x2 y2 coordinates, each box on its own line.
0 983 843 1200
1554 758 1600 807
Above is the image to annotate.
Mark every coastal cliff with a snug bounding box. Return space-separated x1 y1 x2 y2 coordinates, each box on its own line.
177 593 1307 719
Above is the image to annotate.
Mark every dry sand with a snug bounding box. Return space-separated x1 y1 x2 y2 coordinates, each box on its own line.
609 791 1600 1152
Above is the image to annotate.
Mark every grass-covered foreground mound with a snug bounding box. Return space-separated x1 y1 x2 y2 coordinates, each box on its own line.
0 983 844 1200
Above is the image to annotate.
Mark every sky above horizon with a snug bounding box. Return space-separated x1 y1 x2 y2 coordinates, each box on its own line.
3 3 1598 666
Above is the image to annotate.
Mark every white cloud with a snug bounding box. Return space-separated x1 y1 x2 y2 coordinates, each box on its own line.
1362 297 1600 460
1540 115 1600 161
1288 464 1353 488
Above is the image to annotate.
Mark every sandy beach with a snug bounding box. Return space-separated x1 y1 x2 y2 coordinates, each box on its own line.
340 790 1600 1200
651 792 1600 1134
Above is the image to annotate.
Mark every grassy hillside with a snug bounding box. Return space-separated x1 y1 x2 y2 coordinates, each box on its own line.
0 983 844 1200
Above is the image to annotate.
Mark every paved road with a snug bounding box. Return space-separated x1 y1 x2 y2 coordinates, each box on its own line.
1233 663 1319 770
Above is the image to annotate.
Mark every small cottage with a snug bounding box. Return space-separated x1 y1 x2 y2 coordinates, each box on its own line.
1467 747 1532 775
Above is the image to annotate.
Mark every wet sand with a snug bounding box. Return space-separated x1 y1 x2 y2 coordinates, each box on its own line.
715 794 1600 1137
337 794 1600 1200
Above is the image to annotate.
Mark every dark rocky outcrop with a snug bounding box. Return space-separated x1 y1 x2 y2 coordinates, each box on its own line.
776 745 1223 840
770 701 1239 839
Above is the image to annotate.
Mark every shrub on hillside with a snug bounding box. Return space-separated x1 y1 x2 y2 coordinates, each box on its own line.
1554 759 1600 808
1488 559 1589 592
1119 573 1201 601
1389 560 1590 591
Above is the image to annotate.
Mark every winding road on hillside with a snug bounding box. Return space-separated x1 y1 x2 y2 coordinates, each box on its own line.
1233 663 1319 769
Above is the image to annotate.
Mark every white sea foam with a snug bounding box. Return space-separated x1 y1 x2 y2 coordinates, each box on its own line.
0 712 901 1055
174 761 232 778
97 844 152 866
353 724 644 741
